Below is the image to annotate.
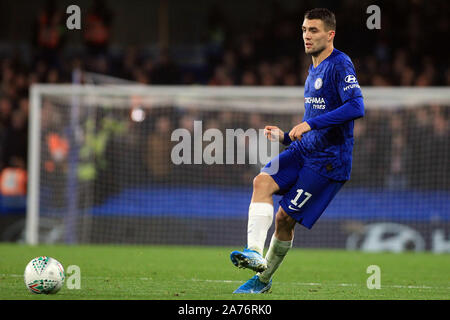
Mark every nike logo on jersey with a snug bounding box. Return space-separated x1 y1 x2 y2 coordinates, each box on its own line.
288 205 300 211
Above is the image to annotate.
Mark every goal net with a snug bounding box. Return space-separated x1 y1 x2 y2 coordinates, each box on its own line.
26 85 450 252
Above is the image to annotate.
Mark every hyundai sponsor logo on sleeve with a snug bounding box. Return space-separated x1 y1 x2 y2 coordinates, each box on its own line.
344 75 358 83
343 75 360 91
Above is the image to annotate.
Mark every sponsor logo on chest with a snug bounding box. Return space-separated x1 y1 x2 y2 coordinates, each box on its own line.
304 96 326 110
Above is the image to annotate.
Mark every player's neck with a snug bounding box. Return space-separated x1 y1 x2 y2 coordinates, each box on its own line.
311 45 334 68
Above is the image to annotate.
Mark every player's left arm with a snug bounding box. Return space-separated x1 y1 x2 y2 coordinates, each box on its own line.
305 60 364 131
289 60 364 141
305 96 364 131
289 98 363 141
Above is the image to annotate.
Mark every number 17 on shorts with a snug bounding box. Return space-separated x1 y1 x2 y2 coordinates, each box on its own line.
279 167 345 229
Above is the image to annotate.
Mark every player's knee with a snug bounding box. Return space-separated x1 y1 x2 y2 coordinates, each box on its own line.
252 174 276 194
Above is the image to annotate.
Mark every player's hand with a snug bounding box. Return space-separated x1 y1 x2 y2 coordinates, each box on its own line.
289 122 312 141
264 125 284 142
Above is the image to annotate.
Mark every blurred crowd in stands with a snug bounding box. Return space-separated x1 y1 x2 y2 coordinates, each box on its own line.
0 0 449 200
34 101 450 211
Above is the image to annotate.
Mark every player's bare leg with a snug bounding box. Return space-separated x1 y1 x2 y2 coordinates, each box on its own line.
250 172 279 204
273 207 296 241
230 173 279 272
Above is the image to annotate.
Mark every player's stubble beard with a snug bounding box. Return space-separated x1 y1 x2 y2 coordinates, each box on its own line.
305 44 326 57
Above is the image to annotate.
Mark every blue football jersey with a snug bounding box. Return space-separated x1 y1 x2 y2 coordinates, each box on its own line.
290 48 364 181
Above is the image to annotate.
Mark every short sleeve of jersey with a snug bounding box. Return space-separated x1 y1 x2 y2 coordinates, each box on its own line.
334 60 363 104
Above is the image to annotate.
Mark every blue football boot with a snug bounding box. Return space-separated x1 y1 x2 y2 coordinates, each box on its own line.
233 275 272 294
230 247 267 272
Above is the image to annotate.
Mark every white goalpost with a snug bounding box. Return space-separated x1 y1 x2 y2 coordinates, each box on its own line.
26 84 450 252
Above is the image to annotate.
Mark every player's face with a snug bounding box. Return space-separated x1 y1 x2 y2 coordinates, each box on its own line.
302 19 333 56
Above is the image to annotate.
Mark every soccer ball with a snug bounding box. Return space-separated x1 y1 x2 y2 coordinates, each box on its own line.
24 256 65 294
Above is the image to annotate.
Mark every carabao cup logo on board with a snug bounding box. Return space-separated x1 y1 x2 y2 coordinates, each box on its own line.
170 121 280 173
344 75 357 83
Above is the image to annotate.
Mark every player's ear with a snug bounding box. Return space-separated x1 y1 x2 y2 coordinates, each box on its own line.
328 30 335 41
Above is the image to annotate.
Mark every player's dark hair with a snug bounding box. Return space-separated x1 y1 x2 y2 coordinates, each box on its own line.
304 8 336 31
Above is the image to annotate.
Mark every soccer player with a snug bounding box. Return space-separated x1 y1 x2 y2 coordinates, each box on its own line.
230 8 365 293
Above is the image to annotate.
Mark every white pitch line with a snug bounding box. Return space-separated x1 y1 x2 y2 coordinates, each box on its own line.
2 274 448 290
188 278 450 290
0 274 22 278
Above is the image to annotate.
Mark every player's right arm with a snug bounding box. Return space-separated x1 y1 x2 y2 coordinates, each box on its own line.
264 125 294 146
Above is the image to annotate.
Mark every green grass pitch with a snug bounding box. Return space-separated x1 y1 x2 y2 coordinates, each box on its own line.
0 243 448 300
